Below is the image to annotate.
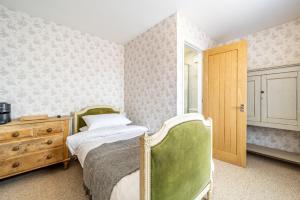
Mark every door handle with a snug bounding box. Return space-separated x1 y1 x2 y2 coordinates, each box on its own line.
239 104 245 112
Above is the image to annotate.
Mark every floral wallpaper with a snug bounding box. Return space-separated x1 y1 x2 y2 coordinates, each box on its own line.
248 126 300 153
212 19 300 153
0 5 124 119
218 18 300 70
124 14 178 132
1 3 298 153
220 19 300 153
124 14 215 132
247 18 300 70
245 19 300 153
177 13 215 50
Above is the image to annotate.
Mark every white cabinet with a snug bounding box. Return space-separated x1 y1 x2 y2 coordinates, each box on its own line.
248 66 300 131
261 72 298 126
247 76 261 122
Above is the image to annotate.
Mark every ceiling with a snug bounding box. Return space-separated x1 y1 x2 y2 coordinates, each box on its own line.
1 0 300 44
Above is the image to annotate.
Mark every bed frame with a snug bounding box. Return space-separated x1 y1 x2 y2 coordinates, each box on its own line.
140 114 213 200
73 105 120 133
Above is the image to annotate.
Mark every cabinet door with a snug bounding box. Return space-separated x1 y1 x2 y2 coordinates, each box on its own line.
247 76 261 122
261 72 299 127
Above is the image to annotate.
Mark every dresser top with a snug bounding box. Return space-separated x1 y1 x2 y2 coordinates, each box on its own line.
0 116 71 127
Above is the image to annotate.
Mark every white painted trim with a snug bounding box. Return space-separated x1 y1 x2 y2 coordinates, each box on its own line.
176 22 184 115
197 52 204 114
179 41 204 115
248 64 300 75
188 108 198 113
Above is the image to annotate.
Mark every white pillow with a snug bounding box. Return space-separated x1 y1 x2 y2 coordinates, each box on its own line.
82 113 132 131
79 126 88 132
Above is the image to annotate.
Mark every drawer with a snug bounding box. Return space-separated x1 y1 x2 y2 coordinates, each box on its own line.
0 134 64 160
0 128 33 142
0 147 64 178
34 121 64 136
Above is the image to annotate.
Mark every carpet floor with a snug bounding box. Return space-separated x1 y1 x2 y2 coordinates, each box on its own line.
0 154 299 200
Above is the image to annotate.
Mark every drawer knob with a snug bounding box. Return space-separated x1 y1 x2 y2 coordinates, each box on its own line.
46 140 53 145
46 128 53 133
12 162 20 168
12 146 20 151
12 132 20 137
46 154 53 159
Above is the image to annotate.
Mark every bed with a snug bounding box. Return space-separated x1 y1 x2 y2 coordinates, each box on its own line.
67 105 148 200
66 105 213 200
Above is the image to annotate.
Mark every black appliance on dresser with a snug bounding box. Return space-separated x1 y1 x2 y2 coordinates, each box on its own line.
0 102 11 125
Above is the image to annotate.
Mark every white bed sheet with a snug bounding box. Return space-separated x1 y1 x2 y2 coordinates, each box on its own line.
66 125 214 200
66 125 147 200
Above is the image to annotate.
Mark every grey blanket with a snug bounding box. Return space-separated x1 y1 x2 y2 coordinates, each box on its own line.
83 137 140 200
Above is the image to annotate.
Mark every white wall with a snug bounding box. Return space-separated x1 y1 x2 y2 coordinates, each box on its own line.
0 5 124 118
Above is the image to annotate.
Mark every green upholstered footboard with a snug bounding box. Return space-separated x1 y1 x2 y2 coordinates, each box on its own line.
150 120 211 200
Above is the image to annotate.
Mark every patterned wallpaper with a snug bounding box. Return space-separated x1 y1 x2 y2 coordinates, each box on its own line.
245 19 300 153
218 18 300 70
124 14 215 132
211 20 300 153
177 13 215 50
221 19 300 153
1 3 298 152
246 18 300 70
124 14 178 132
0 5 124 119
248 126 300 153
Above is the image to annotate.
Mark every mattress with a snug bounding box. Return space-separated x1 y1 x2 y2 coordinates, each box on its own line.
66 125 148 200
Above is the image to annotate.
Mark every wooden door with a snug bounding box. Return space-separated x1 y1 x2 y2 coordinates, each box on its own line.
203 41 247 167
247 76 261 123
261 72 298 126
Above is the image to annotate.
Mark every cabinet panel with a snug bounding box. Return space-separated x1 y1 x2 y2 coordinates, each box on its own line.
247 76 261 122
261 72 298 126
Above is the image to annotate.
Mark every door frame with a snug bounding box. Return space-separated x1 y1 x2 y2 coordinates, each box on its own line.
178 40 204 115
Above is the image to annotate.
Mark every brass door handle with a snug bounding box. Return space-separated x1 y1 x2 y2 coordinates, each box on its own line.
12 162 20 168
46 140 53 145
46 128 53 133
12 146 20 151
12 131 20 137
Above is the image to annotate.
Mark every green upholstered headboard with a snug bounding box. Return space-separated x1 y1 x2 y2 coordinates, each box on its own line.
73 105 120 133
140 114 212 200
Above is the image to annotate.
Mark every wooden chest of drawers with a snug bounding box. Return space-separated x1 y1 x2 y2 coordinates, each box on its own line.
0 116 70 179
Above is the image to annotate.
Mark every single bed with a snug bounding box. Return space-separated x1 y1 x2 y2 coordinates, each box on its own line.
66 105 213 200
67 105 148 200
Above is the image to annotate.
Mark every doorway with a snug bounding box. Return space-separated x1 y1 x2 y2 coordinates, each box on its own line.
184 44 202 114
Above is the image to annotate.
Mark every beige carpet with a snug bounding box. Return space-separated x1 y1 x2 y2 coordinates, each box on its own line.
0 154 299 200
